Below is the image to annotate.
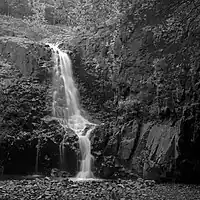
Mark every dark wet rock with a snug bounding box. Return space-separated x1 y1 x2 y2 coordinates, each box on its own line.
118 120 140 160
118 138 135 160
137 121 179 182
131 122 154 175
175 103 200 183
0 135 38 175
0 38 60 176
91 120 141 179
136 104 200 183
91 113 200 183
60 131 79 176
0 118 66 175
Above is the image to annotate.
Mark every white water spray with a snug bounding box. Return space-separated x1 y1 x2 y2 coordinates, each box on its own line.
49 43 95 179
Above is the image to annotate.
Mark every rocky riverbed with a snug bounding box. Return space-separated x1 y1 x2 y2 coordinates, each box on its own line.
0 177 200 200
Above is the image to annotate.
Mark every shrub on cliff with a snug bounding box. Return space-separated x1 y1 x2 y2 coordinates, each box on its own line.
106 0 200 121
0 77 51 138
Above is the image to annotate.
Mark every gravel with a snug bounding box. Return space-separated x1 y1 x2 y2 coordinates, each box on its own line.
0 176 200 200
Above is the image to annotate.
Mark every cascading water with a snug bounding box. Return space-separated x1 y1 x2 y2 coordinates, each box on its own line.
76 127 95 178
35 137 40 174
49 43 95 179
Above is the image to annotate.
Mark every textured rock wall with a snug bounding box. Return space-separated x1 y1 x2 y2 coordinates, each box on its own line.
133 121 179 181
91 119 142 178
0 0 32 18
1 34 199 182
0 37 51 76
0 37 58 175
0 36 83 176
91 116 200 183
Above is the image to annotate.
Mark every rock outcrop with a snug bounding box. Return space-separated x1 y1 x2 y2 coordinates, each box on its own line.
91 119 142 179
1 25 200 184
0 36 51 76
0 35 86 176
134 121 179 182
91 113 200 183
0 0 32 18
0 37 56 175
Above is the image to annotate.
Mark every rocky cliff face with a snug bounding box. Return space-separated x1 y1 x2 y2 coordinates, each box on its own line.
0 35 97 176
0 36 70 175
1 26 200 183
0 0 32 18
91 108 200 183
0 36 51 76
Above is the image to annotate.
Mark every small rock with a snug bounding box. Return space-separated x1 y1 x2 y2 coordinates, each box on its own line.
137 177 144 183
144 180 156 187
118 184 125 188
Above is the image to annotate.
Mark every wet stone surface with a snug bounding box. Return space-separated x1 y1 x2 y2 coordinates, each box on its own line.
0 177 200 200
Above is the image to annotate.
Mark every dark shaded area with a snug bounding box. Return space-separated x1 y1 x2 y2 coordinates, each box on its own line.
176 103 200 183
1 138 37 175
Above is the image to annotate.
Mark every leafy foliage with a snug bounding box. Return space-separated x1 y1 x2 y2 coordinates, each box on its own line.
0 77 51 137
101 0 200 120
4 0 198 121
0 0 32 18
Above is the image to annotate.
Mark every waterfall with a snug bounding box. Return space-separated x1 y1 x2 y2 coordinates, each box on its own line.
49 43 95 179
76 127 95 178
35 137 40 174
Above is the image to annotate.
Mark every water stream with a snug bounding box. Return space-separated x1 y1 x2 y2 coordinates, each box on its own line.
35 137 40 174
49 44 95 179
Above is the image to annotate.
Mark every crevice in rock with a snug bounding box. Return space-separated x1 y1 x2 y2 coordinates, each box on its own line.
128 120 142 161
